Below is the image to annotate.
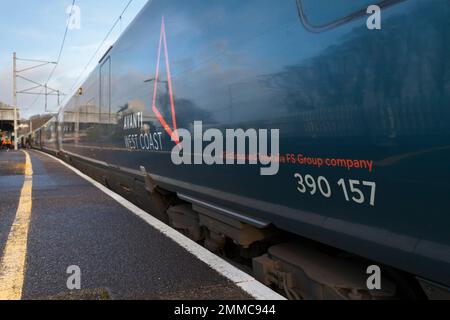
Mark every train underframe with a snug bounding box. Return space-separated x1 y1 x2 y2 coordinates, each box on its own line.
40 147 436 300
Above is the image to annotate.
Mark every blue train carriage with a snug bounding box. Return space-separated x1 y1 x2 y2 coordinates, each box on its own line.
34 117 59 155
33 0 450 299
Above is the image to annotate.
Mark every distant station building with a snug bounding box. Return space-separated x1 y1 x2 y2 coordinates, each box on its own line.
0 102 19 146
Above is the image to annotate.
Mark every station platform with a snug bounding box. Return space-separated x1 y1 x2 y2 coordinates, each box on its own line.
0 150 283 300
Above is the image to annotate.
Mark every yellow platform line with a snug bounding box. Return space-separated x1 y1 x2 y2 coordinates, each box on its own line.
0 151 33 300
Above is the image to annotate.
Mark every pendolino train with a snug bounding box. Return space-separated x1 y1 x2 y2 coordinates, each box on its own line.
30 0 450 299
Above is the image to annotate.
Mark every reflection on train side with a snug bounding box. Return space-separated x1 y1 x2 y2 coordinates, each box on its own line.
61 98 162 151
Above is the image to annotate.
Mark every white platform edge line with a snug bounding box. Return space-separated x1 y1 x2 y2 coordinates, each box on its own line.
34 150 286 301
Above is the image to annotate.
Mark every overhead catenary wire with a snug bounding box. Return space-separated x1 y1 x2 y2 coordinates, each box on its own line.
28 0 136 112
69 0 134 94
47 0 77 83
28 0 77 110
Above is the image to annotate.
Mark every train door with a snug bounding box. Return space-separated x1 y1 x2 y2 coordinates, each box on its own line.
100 57 111 124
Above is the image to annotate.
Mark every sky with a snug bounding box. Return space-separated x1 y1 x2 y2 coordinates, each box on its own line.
0 0 149 119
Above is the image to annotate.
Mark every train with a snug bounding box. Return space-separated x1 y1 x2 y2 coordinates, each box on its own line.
29 0 450 299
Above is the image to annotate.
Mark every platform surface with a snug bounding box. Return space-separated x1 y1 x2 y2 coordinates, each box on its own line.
0 150 266 300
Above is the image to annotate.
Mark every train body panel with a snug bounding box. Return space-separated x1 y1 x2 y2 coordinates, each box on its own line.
38 0 450 289
39 117 59 154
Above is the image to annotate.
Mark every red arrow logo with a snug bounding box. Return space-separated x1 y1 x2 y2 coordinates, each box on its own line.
152 16 179 144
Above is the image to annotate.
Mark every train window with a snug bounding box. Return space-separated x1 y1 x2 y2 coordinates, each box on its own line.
100 57 111 124
296 0 403 32
85 98 95 124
